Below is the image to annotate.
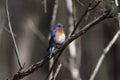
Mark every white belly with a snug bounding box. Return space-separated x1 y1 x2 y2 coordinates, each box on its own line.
57 34 65 44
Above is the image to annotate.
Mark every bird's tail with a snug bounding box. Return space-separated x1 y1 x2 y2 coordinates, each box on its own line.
47 46 54 58
50 47 55 58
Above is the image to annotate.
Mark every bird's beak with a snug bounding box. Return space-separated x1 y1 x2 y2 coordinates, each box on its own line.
60 27 64 29
61 26 64 28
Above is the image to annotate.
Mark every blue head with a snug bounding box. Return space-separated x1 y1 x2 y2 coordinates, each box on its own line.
53 23 63 30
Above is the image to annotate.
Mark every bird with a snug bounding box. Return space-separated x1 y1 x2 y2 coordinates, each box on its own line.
48 23 66 57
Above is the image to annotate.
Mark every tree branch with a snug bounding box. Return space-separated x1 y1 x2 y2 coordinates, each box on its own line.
89 30 120 80
72 0 77 27
115 0 120 28
44 0 47 13
89 1 120 80
50 0 59 28
51 63 62 80
70 0 101 36
5 0 22 69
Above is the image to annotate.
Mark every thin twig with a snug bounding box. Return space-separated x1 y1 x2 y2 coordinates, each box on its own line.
51 63 62 80
88 1 101 11
76 0 85 7
44 0 47 13
115 0 119 6
45 52 60 80
115 0 120 28
50 0 59 29
70 0 101 36
48 58 54 80
89 30 120 80
5 0 22 69
72 0 77 27
4 27 16 37
12 11 112 80
12 54 50 80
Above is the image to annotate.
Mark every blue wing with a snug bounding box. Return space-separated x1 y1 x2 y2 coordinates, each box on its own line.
48 29 56 57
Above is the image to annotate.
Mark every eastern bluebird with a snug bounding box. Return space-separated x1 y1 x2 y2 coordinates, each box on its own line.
48 23 66 57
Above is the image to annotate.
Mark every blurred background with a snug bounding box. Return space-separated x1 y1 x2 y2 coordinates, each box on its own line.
0 0 120 80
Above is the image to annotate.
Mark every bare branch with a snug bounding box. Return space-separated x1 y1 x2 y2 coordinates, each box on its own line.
12 11 112 80
45 52 60 80
72 0 77 27
5 0 22 69
115 0 120 28
89 1 120 79
50 0 59 29
4 27 16 37
115 0 119 6
44 0 47 13
70 0 101 36
76 0 85 7
12 54 50 80
48 58 54 80
51 63 62 80
89 30 120 80
88 1 101 10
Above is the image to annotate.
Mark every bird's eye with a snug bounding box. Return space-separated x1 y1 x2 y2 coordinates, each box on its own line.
58 25 61 28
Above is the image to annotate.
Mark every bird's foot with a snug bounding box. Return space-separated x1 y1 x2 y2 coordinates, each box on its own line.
56 43 62 49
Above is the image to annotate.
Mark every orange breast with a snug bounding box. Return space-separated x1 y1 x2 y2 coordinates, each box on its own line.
54 28 65 43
